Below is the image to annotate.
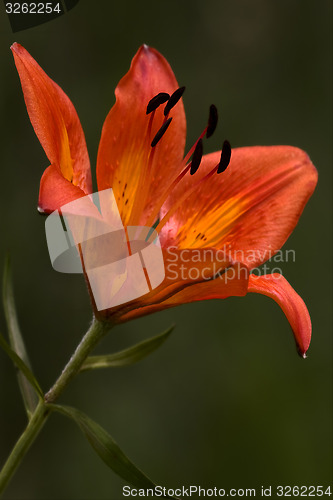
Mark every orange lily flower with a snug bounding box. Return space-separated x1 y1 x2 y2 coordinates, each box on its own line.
11 43 317 357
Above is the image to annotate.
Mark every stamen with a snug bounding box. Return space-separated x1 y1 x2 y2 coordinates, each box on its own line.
190 139 203 175
150 140 231 236
144 103 218 227
151 117 173 147
217 140 231 173
146 92 170 114
164 86 186 116
181 104 219 167
136 95 228 236
206 104 218 138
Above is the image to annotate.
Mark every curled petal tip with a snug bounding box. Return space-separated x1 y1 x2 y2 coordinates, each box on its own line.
296 341 308 359
248 274 312 358
297 346 308 359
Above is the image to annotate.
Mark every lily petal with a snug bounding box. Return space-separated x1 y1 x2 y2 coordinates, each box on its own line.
248 273 312 357
38 165 89 214
11 43 92 208
160 146 318 267
97 45 186 226
115 261 249 323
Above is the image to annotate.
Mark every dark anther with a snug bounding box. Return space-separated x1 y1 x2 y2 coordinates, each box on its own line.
217 140 231 173
164 86 186 116
146 92 170 114
206 104 218 138
190 139 203 175
151 117 173 147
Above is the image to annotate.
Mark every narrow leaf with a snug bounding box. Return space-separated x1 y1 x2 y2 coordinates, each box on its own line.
2 257 41 415
80 325 175 372
0 331 43 398
49 404 176 498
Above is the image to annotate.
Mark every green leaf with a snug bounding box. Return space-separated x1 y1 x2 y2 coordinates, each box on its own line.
0 331 43 399
80 325 174 372
1 257 43 407
49 404 176 498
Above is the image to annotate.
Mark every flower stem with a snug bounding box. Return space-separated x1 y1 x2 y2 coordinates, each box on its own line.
0 400 49 496
44 319 110 403
0 318 112 496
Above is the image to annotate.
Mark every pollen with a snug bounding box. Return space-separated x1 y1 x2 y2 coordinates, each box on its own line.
206 105 218 139
217 140 232 173
146 92 170 114
190 139 203 175
164 86 186 116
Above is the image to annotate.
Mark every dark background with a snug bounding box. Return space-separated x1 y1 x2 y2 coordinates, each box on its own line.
0 1 332 498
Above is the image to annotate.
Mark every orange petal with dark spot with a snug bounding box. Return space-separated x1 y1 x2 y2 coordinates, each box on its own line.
160 146 317 268
97 45 186 226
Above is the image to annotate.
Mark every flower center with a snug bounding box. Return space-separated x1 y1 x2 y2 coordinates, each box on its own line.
141 88 232 236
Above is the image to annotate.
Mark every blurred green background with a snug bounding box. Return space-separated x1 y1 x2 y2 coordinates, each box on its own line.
0 1 332 498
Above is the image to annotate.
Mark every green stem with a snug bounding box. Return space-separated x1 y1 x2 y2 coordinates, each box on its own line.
44 319 110 403
0 400 49 496
0 318 112 496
